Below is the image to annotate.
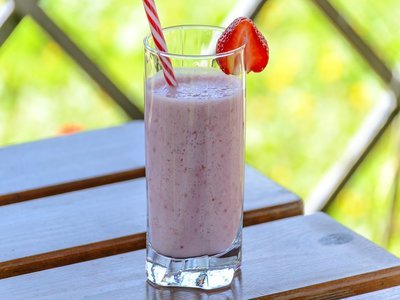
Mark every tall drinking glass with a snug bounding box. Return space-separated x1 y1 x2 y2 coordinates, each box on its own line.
144 25 245 290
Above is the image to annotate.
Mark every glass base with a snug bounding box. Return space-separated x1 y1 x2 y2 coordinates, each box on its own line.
146 239 241 290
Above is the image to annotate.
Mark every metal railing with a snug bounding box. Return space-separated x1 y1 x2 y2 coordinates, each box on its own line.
1 0 399 241
218 0 400 244
0 0 143 119
307 0 400 214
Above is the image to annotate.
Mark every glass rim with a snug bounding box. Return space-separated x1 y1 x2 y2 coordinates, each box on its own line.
143 25 246 59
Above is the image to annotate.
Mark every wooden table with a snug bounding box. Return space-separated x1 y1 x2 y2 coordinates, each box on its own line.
345 286 400 299
0 122 399 299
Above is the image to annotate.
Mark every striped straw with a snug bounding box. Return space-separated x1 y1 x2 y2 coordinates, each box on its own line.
143 0 177 86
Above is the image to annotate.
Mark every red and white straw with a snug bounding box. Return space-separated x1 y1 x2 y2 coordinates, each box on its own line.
143 0 177 86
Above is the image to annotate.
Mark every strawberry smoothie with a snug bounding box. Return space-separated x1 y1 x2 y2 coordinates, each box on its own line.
145 68 245 258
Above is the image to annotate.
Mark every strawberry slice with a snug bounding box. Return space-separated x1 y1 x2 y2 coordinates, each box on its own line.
216 17 269 74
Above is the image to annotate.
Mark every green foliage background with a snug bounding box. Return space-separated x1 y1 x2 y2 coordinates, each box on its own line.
1 0 399 254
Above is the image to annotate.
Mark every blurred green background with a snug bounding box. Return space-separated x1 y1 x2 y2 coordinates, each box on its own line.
1 0 399 254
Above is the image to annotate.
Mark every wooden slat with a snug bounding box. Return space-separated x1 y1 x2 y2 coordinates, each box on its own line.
345 286 400 299
0 122 145 205
0 166 302 278
1 213 399 300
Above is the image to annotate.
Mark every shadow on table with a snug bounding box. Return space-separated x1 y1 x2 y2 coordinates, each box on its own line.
146 271 243 299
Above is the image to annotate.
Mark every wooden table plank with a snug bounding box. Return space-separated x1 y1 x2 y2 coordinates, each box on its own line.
1 213 399 300
345 286 400 299
0 166 302 278
0 122 145 205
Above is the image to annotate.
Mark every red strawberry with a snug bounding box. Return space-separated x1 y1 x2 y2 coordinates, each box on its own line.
216 17 269 74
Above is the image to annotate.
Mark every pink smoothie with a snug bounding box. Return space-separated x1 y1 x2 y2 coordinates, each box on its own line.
145 68 244 258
